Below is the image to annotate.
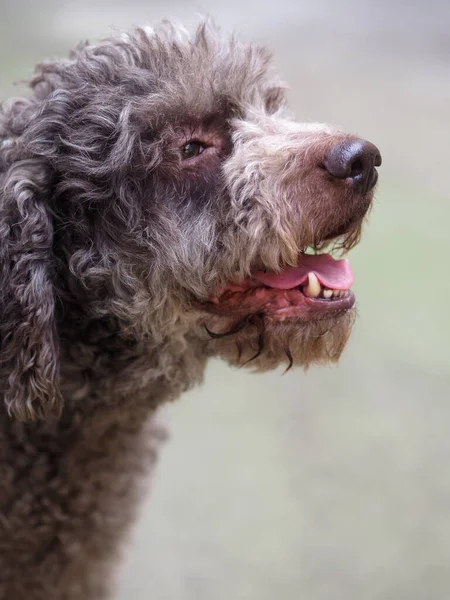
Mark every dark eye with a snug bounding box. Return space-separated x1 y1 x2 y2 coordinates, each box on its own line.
181 141 206 159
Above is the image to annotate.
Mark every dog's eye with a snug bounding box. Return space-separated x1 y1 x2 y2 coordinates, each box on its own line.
181 141 206 159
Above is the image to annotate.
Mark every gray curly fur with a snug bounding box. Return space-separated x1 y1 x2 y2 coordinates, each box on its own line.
0 21 373 599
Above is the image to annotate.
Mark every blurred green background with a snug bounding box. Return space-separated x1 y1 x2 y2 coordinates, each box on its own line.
1 1 449 598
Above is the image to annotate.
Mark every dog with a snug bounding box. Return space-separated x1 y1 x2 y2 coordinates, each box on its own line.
0 21 381 599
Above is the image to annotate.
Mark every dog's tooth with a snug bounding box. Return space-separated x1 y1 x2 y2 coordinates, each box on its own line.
304 272 321 298
323 289 333 299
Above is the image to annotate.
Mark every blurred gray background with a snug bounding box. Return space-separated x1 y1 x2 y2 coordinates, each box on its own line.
1 0 449 598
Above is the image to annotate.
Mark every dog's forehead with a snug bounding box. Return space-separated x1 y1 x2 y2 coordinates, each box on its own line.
118 24 286 117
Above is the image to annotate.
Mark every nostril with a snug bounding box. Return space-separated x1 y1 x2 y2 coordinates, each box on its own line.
349 158 364 178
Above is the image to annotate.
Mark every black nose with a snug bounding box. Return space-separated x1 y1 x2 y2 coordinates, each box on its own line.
323 139 382 194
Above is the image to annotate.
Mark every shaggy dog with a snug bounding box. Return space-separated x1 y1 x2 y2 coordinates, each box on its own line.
0 22 381 599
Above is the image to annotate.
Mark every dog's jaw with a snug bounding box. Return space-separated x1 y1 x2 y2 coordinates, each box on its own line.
204 308 356 372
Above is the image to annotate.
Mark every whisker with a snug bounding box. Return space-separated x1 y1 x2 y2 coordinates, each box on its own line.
242 331 264 365
242 314 265 365
204 318 248 339
310 319 340 339
282 348 293 374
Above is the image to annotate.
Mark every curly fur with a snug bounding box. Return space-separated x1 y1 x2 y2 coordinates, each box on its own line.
0 21 376 599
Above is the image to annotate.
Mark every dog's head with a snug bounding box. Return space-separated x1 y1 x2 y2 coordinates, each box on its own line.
0 22 380 419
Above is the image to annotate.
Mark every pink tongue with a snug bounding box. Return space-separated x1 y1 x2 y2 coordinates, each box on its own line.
254 254 354 290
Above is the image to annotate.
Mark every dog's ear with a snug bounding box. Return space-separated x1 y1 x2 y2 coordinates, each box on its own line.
0 156 62 420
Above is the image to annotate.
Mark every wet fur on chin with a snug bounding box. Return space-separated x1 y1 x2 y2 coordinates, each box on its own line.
207 308 356 371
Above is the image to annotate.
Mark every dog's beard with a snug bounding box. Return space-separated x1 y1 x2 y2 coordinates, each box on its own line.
206 309 356 372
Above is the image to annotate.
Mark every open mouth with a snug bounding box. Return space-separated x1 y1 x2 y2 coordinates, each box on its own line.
205 253 355 321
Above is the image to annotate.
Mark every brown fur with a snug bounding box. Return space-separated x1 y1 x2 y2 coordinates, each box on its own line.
0 22 377 599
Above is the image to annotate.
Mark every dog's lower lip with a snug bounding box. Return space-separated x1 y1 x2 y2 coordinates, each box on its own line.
201 286 355 320
303 290 355 309
264 290 355 321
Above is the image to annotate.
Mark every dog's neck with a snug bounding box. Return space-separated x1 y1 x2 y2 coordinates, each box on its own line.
57 309 208 416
